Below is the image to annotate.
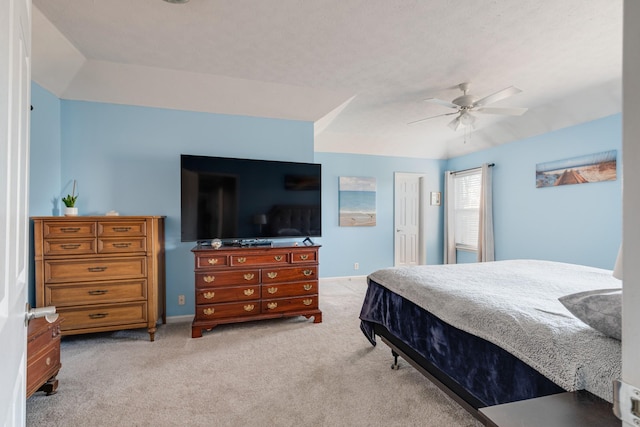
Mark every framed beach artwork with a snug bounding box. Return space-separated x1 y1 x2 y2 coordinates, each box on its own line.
339 176 376 227
535 150 617 188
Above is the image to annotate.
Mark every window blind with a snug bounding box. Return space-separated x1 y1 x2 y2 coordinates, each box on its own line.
453 169 481 250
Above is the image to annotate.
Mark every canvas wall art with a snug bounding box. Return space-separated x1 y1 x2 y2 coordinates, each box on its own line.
535 150 617 188
339 176 376 226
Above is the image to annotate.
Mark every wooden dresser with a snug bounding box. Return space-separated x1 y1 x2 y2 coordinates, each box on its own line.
191 245 322 338
27 317 62 398
32 216 165 341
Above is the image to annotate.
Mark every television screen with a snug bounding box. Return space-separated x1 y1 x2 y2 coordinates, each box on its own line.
181 154 321 242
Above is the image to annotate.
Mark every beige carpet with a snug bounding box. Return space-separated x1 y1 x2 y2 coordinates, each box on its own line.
26 277 482 427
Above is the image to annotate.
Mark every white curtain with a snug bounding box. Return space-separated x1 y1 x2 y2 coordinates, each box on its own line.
477 163 495 262
443 171 456 264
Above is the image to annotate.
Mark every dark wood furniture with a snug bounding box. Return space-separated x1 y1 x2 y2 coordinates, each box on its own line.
480 390 619 427
191 244 322 338
27 317 62 398
32 216 166 341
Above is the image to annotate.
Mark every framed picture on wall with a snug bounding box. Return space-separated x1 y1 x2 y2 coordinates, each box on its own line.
339 176 376 226
535 150 617 188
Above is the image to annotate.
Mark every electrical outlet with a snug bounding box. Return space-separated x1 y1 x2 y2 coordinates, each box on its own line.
354 262 359 270
178 295 185 305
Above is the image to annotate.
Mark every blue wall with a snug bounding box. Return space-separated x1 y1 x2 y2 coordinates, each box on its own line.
446 114 622 269
29 82 622 318
314 153 445 276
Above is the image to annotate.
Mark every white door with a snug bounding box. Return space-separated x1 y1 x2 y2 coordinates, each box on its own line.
0 0 31 425
394 173 425 267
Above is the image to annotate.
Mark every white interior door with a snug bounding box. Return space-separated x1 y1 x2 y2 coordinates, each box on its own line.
0 0 31 424
394 173 425 267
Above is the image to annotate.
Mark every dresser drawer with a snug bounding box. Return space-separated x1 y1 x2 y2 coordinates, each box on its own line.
195 269 260 288
230 252 290 266
262 296 318 313
43 221 96 239
262 280 318 298
196 301 260 321
44 257 147 283
261 266 317 284
58 302 147 331
291 250 317 263
195 254 229 269
98 220 147 237
98 237 147 254
196 285 260 304
43 238 96 256
46 280 147 306
26 338 61 397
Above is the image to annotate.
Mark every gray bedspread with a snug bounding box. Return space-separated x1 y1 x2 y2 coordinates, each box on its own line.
368 259 621 402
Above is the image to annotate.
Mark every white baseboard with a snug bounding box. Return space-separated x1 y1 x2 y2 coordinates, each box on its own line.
166 315 193 324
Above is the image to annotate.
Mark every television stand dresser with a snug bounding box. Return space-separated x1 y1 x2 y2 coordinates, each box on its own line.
191 244 322 338
32 216 165 341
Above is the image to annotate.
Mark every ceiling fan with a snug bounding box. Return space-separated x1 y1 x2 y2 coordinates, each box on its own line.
409 82 528 131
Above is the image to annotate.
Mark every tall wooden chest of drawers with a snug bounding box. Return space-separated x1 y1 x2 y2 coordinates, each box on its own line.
191 245 322 338
32 216 165 341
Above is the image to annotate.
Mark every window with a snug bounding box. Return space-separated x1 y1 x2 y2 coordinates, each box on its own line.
453 169 481 251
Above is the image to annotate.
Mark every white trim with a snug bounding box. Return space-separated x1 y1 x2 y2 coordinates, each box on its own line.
166 315 193 324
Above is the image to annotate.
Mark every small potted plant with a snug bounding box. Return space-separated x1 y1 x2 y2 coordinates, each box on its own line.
62 180 78 216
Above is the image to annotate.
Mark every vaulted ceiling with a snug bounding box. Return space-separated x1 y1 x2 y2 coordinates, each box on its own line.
31 0 622 159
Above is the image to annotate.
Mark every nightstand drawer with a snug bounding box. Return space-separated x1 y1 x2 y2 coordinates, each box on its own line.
262 281 318 298
98 220 147 237
26 339 61 397
261 266 317 284
98 237 147 254
46 280 147 306
196 285 260 304
43 221 96 239
44 257 147 283
43 238 96 256
196 301 260 320
58 302 148 331
195 269 260 288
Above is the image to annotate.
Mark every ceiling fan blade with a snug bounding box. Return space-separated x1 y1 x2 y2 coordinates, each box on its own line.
448 116 462 131
408 111 458 125
424 97 459 109
475 106 528 116
473 86 522 107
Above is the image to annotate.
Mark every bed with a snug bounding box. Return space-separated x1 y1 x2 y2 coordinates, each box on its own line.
359 260 622 419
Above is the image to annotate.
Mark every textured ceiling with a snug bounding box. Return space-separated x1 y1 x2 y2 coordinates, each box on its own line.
31 0 622 159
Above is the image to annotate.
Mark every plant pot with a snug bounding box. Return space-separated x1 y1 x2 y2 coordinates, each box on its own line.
64 207 78 216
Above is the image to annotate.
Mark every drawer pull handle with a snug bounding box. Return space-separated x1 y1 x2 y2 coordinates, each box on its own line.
112 227 132 232
274 255 283 261
267 302 278 310
203 275 215 283
267 287 278 294
243 289 254 296
45 357 51 366
243 273 255 281
203 291 215 299
267 272 278 279
207 258 218 265
302 269 313 276
244 304 255 312
203 308 215 316
89 313 108 319
237 257 247 263
303 284 313 291
88 266 107 272
302 298 313 306
112 243 132 248
88 290 108 295
300 254 309 260
60 243 81 249
60 227 81 233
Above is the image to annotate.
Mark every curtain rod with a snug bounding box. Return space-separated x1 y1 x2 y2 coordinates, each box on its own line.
452 163 495 175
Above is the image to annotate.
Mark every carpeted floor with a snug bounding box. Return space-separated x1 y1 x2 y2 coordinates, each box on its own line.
26 277 482 427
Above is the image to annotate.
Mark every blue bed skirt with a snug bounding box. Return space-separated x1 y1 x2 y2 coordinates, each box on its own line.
359 279 564 407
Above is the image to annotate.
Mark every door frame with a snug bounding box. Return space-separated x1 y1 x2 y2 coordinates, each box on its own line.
393 172 427 267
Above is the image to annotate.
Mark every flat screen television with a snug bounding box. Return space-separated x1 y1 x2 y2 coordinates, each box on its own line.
181 154 321 243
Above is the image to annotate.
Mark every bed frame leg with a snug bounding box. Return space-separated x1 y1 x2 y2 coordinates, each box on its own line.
391 350 400 370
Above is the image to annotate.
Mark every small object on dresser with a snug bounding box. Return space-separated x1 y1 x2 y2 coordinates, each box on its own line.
105 210 119 216
211 239 222 249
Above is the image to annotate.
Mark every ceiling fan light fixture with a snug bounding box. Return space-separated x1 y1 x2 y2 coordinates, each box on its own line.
163 0 190 4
